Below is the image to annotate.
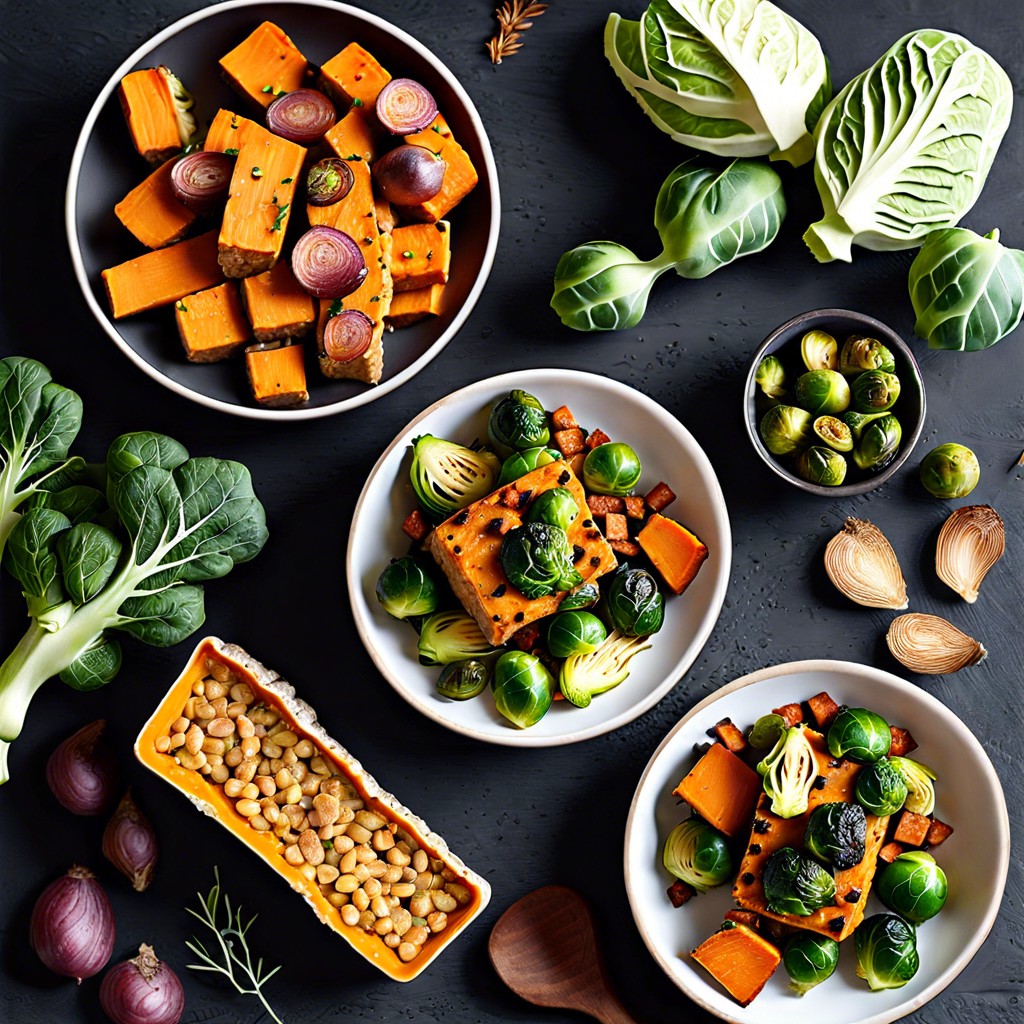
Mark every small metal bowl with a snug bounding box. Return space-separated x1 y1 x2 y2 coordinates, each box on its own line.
744 308 926 497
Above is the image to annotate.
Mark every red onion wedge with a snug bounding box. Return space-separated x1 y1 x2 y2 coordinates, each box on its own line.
323 310 374 363
266 88 337 144
170 152 233 212
100 944 184 1024
372 144 445 206
291 226 367 299
306 157 355 206
375 78 437 134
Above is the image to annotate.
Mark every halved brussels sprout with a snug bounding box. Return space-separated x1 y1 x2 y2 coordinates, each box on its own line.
797 446 848 486
804 801 867 870
755 355 787 399
876 851 948 923
842 409 888 442
559 630 650 708
852 414 901 472
813 415 853 452
491 650 554 728
827 707 891 763
759 405 813 455
851 370 901 412
795 369 850 416
762 847 836 916
559 581 600 611
525 487 579 533
662 819 732 894
375 556 439 621
546 610 607 659
855 913 919 991
500 522 583 599
410 434 501 520
800 330 838 371
748 713 786 749
840 334 895 376
919 443 980 499
889 757 937 815
582 442 642 496
497 446 561 486
854 757 909 816
606 566 664 637
487 390 550 454
435 658 491 701
757 725 816 819
417 611 498 666
783 932 840 996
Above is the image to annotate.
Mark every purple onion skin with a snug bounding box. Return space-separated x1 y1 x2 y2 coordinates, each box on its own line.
103 790 158 892
372 145 445 206
47 720 117 815
375 78 437 134
170 151 233 212
31 866 115 983
324 310 374 363
100 945 184 1024
266 88 337 144
291 226 367 299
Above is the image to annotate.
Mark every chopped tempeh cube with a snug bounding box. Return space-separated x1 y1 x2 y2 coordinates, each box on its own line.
892 810 931 847
925 817 954 848
244 341 308 407
390 222 451 292
624 496 645 519
878 841 904 864
609 539 641 557
554 428 586 457
772 703 804 727
117 68 189 164
175 283 250 362
319 42 391 108
550 405 578 431
511 623 541 652
724 909 761 929
586 495 625 517
645 481 677 513
713 718 748 754
240 261 315 342
115 158 197 249
604 512 628 541
402 509 430 542
667 880 694 908
400 115 478 222
807 691 842 730
387 284 445 328
888 726 918 757
586 428 612 450
219 21 308 109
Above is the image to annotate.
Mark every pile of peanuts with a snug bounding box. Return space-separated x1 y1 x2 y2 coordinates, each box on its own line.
156 657 471 963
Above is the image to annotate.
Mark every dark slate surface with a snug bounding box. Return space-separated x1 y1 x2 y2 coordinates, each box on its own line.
1 1 1021 1022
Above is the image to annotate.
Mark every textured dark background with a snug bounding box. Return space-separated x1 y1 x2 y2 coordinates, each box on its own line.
1 1 1021 1022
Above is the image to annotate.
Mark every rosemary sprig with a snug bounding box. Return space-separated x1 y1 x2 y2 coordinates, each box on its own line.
185 868 285 1024
486 1 550 65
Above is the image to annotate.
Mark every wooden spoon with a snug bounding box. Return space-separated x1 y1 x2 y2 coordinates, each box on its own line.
488 885 640 1024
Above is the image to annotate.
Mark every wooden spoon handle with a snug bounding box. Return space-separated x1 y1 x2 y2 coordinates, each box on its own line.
585 990 643 1024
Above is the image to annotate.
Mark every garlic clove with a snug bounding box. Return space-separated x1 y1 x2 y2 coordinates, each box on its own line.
936 504 1005 603
825 517 908 609
887 613 987 674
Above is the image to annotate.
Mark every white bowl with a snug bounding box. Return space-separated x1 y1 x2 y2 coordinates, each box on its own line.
347 368 732 747
66 0 500 420
624 660 1010 1024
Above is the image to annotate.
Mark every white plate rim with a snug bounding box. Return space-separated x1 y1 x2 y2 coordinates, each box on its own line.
64 0 501 421
346 367 733 747
623 658 1011 1024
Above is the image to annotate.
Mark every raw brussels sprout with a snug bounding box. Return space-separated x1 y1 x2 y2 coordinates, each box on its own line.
840 334 896 376
813 415 853 452
374 557 439 620
559 581 600 611
804 801 867 870
487 390 550 454
855 913 919 991
546 610 607 659
801 330 839 371
852 414 902 472
851 370 901 412
500 522 583 600
783 932 840 996
762 847 837 916
757 725 816 819
842 409 888 442
418 612 498 666
759 405 813 455
795 369 850 416
491 650 554 728
525 487 579 533
827 707 891 763
662 819 732 894
919 442 980 498
876 851 948 923
889 757 937 815
606 566 664 637
797 445 848 487
497 446 561 486
559 630 650 708
854 757 909 816
582 442 642 496
748 713 786 749
410 434 501 520
755 355 786 399
435 659 491 701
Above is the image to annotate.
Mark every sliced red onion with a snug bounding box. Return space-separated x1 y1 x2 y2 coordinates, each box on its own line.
266 88 337 144
375 78 437 134
169 152 233 212
372 144 445 206
323 310 374 363
291 226 367 298
306 157 355 206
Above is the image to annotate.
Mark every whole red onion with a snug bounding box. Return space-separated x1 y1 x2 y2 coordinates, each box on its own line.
46 720 117 815
31 865 115 982
100 944 185 1024
103 790 158 891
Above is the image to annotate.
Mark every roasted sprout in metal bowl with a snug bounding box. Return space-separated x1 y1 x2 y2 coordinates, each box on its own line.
855 913 920 991
782 932 840 996
854 757 909 816
435 658 491 701
795 369 850 416
840 334 895 376
759 405 813 455
524 486 579 533
409 434 500 520
804 801 867 870
877 851 948 923
605 566 664 637
800 330 838 371
813 415 853 452
852 413 902 472
487 389 550 454
797 445 848 487
374 556 438 621
500 522 583 600
827 706 891 763
755 355 786 399
546 610 607 659
582 441 642 496
762 846 837 916
851 369 901 412
662 819 732 894
842 409 888 442
491 650 554 729
919 442 980 499
497 445 561 486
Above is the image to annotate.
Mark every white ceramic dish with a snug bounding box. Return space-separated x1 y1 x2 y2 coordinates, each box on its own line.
624 660 1010 1024
347 368 732 747
66 0 500 420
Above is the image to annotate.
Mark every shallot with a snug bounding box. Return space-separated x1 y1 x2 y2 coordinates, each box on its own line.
100 944 184 1024
46 719 117 815
103 789 158 891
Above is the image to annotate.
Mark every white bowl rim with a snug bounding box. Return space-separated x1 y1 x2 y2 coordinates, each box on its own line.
346 367 733 747
64 0 501 422
623 657 1011 1024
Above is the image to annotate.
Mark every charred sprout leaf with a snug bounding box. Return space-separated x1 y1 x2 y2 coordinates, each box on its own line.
854 913 919 991
757 725 817 818
795 369 850 416
559 630 650 708
783 932 840 996
409 435 500 520
801 330 838 371
487 391 550 454
755 356 786 399
889 757 937 815
851 370 900 413
759 405 813 455
559 581 601 611
375 557 439 621
813 415 853 452
827 707 891 763
877 851 948 923
491 651 554 728
582 442 642 496
919 443 980 499
546 610 607 659
854 757 909 816
797 446 847 487
435 659 490 701
804 801 867 870
501 522 583 600
606 566 664 636
417 611 497 666
662 819 732 894
525 487 579 533
840 335 895 376
762 847 836 916
497 446 561 486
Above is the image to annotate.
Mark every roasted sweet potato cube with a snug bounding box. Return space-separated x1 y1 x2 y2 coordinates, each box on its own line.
807 691 842 730
645 481 676 513
551 405 578 431
401 116 478 222
772 703 804 727
319 42 391 108
624 496 645 519
402 509 429 542
244 341 308 407
586 428 612 450
219 21 308 109
118 68 188 164
240 261 316 342
925 817 955 848
390 222 451 292
323 109 380 162
713 718 748 754
691 924 781 1007
637 514 708 596
387 284 446 328
175 283 250 363
667 880 694 908
878 841 904 864
892 810 931 847
115 158 197 249
554 428 585 457
674 744 761 838
604 513 628 541
889 726 919 757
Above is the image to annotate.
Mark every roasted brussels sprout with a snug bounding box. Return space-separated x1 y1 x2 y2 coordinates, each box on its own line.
374 556 438 620
525 487 579 533
804 801 867 870
854 757 909 816
813 415 853 452
876 851 948 923
889 757 937 815
759 405 813 455
546 610 607 659
559 630 650 708
795 369 850 416
782 932 840 996
606 566 664 637
435 658 491 701
757 725 816 819
748 713 786 749
417 611 499 666
500 522 583 599
797 445 848 487
662 819 732 894
842 409 889 442
762 847 837 916
487 390 550 454
801 330 838 371
827 707 891 763
559 581 600 611
852 414 902 472
755 355 786 399
851 370 901 412
919 443 980 499
410 434 501 520
840 334 895 376
497 446 561 486
582 442 642 496
491 650 554 728
855 913 919 991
